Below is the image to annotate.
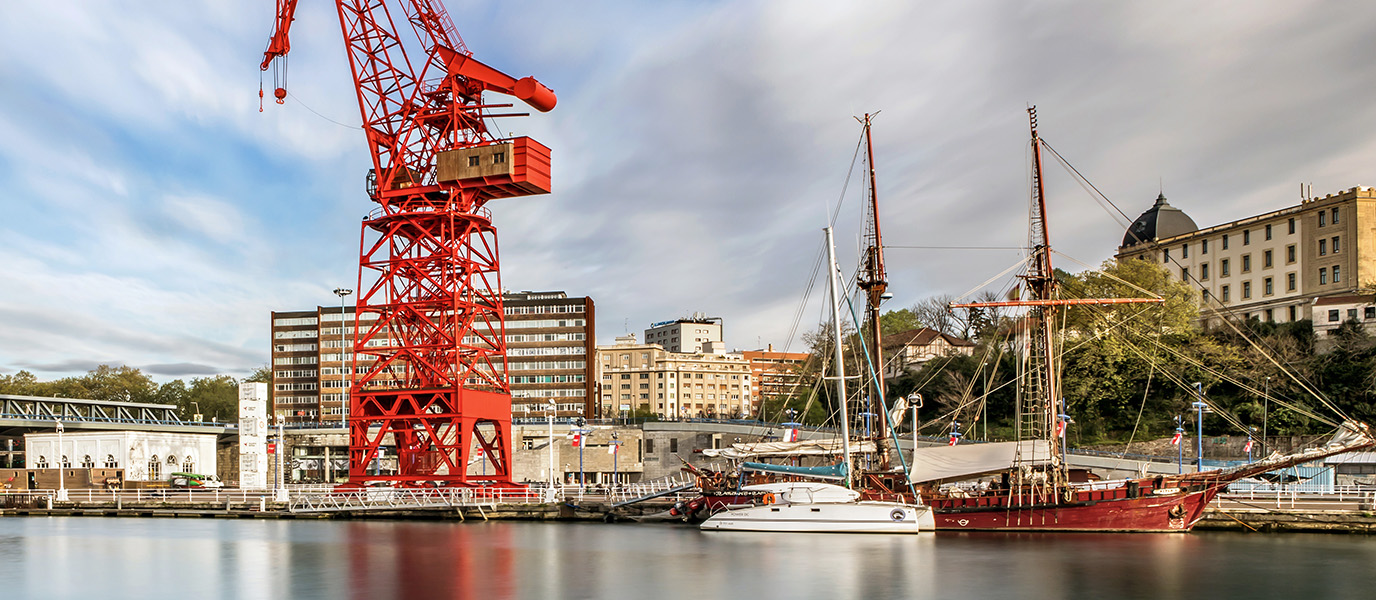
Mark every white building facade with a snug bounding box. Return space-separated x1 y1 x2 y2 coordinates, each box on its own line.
24 431 218 483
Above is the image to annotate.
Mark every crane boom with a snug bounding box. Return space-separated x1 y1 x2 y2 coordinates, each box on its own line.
260 0 556 488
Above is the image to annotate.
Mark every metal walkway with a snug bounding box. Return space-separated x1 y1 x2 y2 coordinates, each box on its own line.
289 487 545 513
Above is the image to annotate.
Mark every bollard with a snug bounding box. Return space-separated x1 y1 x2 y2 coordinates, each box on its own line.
259 496 266 512
46 496 52 510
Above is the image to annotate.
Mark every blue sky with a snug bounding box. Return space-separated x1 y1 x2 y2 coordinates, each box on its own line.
4 1 1376 381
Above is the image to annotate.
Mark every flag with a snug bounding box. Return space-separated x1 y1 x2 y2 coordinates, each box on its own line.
608 444 618 455
1244 439 1254 453
1055 420 1066 438
948 433 959 446
572 434 581 448
1170 431 1182 446
783 428 798 442
476 448 485 458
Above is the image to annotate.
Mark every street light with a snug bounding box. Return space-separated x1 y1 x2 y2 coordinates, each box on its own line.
55 420 68 501
610 431 622 489
191 401 202 423
333 287 353 427
1192 382 1209 473
546 400 557 501
571 417 592 493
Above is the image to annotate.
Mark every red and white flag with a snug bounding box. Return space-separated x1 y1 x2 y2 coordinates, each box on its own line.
1170 431 1182 446
476 448 485 458
608 444 619 455
1244 439 1254 453
783 428 799 442
948 434 959 446
1055 420 1066 439
571 434 581 448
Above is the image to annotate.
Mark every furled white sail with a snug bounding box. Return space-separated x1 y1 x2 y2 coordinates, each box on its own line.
908 440 1054 484
701 439 878 460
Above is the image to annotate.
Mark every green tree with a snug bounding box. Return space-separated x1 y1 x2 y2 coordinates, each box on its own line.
186 375 239 423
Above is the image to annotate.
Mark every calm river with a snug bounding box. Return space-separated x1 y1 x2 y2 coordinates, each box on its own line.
2 517 1374 600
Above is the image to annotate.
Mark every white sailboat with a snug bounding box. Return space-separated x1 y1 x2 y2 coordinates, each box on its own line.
701 227 933 534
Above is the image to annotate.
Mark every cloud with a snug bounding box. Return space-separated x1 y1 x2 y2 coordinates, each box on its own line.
6 0 1376 380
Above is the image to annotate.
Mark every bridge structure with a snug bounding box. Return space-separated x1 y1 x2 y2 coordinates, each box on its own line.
0 393 235 434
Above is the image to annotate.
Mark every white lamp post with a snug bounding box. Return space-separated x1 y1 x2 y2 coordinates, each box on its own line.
546 400 557 502
333 287 354 427
55 420 68 501
274 415 289 502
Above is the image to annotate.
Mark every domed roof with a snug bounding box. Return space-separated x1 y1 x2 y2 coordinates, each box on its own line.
1121 193 1199 248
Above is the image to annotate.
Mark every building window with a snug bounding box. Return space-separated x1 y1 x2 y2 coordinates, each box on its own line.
1287 245 1296 263
1334 265 1341 283
1289 218 1296 234
669 439 678 453
1242 255 1251 272
1287 272 1296 291
1242 281 1251 299
1265 308 1274 322
61 455 70 469
1320 211 1326 227
184 457 195 474
1289 306 1298 321
467 155 480 167
1329 309 1340 322
1201 263 1210 280
1180 267 1189 280
1265 224 1273 241
1264 277 1273 295
1366 307 1375 320
81 455 94 468
493 152 506 164
1222 285 1230 302
36 456 48 469
1320 268 1328 284
1222 259 1230 276
1181 244 1189 258
1333 236 1340 253
149 457 162 480
1202 239 1209 254
1349 308 1359 321
1263 250 1273 268
104 455 118 468
1332 207 1340 224
1163 248 1170 263
1243 230 1251 245
1223 234 1230 250
1319 239 1327 256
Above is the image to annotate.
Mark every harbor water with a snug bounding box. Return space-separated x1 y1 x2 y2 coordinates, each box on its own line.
3 517 1375 600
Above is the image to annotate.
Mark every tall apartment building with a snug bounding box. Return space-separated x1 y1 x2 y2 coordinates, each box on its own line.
1115 186 1376 325
269 291 596 427
741 347 810 414
596 335 752 419
644 315 722 353
270 306 368 427
502 291 596 420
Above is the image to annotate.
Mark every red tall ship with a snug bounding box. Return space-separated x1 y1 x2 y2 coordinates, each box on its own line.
912 108 1375 531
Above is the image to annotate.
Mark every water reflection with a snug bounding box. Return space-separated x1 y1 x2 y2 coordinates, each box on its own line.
1 518 1374 600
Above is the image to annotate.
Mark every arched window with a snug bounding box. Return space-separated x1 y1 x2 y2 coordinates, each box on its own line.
183 456 195 474
36 456 48 469
167 455 178 467
81 455 94 468
148 456 161 480
104 455 118 468
61 455 71 469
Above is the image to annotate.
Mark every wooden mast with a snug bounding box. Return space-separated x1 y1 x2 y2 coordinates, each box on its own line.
856 114 890 443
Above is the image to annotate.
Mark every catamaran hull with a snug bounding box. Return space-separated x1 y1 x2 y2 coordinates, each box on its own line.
930 487 1219 532
701 501 934 533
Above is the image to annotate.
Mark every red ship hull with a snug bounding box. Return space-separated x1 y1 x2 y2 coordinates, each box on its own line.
929 484 1220 532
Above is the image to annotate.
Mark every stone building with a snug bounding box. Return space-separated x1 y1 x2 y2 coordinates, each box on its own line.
595 335 752 419
1116 186 1376 326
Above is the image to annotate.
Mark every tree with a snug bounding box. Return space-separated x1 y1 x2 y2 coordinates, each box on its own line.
186 375 239 423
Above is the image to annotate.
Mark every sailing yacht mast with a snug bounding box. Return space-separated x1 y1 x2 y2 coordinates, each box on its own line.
1025 106 1062 471
825 226 853 488
856 114 890 442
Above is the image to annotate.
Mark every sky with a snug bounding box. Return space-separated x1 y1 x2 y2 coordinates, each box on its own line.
3 1 1376 382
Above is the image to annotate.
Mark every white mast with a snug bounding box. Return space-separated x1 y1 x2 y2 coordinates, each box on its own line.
825 226 853 488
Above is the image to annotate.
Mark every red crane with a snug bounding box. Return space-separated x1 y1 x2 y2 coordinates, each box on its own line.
261 0 556 487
